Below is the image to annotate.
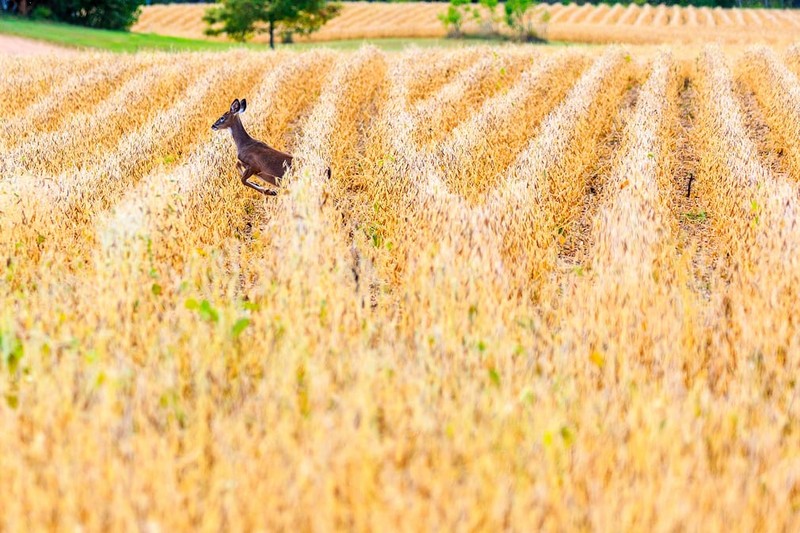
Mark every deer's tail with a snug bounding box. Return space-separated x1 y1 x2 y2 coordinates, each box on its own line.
326 166 332 180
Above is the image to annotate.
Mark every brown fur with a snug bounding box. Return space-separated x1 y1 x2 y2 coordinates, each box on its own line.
212 98 292 196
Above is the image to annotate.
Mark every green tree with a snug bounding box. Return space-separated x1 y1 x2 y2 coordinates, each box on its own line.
203 0 341 49
2 0 142 29
504 0 543 42
282 1 341 43
476 0 500 35
437 0 470 37
48 0 142 30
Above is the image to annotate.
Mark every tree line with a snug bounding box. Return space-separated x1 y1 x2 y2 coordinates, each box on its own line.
202 0 341 48
1 0 794 35
0 0 344 38
1 0 142 28
152 0 794 8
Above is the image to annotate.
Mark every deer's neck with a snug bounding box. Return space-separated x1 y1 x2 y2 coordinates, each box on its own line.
230 116 253 152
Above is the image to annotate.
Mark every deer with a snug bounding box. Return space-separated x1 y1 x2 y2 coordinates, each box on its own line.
211 98 293 196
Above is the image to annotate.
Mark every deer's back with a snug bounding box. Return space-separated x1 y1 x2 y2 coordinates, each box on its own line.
240 141 293 177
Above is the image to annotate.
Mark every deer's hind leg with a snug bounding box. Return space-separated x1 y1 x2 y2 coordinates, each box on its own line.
256 172 281 188
244 172 281 195
240 167 276 196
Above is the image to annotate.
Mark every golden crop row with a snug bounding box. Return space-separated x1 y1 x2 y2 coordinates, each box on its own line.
2 46 800 529
132 2 800 45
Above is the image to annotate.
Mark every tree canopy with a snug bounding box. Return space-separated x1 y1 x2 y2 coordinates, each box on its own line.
1 0 143 30
203 0 341 48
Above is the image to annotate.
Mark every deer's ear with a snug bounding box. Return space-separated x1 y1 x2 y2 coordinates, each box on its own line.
239 99 247 113
230 99 240 114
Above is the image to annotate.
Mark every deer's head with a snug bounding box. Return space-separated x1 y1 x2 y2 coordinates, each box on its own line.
211 98 247 131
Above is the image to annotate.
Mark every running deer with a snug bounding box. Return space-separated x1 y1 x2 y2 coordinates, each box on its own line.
211 98 293 196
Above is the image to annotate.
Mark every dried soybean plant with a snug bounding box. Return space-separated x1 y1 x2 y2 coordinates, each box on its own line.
1 45 800 531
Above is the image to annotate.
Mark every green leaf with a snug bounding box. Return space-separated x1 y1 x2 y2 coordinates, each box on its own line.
560 425 575 447
488 367 500 387
1 331 24 375
184 298 199 310
683 211 707 222
5 393 18 409
242 301 260 312
198 300 219 323
151 283 162 296
232 318 250 338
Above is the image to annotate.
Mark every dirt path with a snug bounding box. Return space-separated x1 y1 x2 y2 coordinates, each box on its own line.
0 35 72 56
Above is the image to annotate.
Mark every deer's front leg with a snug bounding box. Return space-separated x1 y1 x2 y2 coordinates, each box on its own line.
237 160 247 177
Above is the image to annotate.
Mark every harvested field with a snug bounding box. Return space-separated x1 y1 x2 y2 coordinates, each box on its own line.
2 45 800 530
132 2 800 45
